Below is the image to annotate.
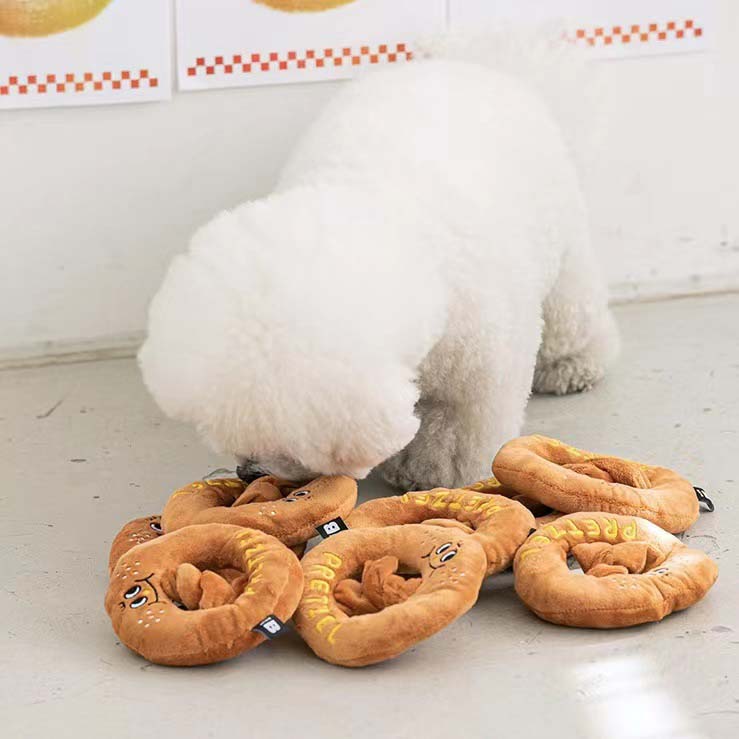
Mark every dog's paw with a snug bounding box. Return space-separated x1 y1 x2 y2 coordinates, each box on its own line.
378 448 428 492
377 398 463 491
533 351 605 396
378 443 470 492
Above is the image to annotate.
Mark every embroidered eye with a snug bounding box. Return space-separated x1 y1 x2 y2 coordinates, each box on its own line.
124 585 141 599
130 596 148 609
283 498 297 503
440 550 457 563
293 490 309 497
435 543 452 555
150 521 162 533
652 568 669 575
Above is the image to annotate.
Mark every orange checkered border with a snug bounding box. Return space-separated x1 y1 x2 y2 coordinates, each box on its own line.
186 42 412 78
0 69 159 97
567 18 703 47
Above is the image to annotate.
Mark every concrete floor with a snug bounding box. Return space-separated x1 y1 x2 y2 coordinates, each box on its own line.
2 293 738 739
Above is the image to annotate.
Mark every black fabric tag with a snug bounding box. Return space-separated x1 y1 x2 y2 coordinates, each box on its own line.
253 615 286 639
316 517 348 539
694 487 715 513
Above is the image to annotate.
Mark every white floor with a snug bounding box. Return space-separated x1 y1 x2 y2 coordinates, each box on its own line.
2 294 738 739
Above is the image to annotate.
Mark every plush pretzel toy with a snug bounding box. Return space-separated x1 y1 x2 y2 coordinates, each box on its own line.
162 475 357 548
491 435 707 533
106 524 304 666
108 477 324 665
108 474 310 568
347 488 535 575
514 512 718 628
108 515 164 574
294 524 487 667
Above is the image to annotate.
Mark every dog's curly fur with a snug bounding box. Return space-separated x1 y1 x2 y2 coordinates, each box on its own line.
139 30 619 491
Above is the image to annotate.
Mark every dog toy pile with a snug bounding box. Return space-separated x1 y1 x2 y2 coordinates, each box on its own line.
105 435 718 668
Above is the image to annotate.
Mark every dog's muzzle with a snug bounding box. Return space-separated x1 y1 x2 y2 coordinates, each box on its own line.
236 459 270 483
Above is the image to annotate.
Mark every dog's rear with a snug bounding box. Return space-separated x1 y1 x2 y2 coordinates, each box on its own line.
140 27 618 489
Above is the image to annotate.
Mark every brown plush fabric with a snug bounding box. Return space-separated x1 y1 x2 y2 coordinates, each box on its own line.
162 475 357 546
493 435 700 533
232 475 298 505
334 556 421 615
347 489 534 575
105 524 304 666
108 515 163 574
466 475 554 517
109 512 305 574
534 511 564 529
514 512 718 628
294 524 487 667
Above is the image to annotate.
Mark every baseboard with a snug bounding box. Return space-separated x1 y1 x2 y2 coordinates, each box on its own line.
609 270 739 304
0 332 144 371
2 275 738 370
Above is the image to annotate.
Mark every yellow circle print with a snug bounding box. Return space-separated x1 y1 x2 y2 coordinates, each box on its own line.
0 0 113 38
254 0 358 12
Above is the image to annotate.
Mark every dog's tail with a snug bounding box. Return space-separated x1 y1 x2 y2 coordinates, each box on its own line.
418 23 601 172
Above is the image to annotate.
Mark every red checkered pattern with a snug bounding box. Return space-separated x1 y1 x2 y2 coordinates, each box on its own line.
0 69 159 97
186 42 412 78
567 18 703 48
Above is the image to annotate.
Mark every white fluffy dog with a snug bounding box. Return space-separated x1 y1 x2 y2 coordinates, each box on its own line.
139 30 618 491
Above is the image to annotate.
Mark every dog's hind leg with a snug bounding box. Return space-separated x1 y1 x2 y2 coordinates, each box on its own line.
378 305 539 491
533 237 620 396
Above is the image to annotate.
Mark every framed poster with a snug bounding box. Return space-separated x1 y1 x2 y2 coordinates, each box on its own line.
449 0 713 59
176 0 447 91
0 0 171 110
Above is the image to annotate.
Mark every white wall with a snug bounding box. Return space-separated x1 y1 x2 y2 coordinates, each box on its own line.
2 3 739 364
589 7 739 301
0 80 341 363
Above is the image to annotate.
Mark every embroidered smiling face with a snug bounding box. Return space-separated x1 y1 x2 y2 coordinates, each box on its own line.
149 519 163 534
422 540 462 572
106 561 175 643
117 574 160 612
